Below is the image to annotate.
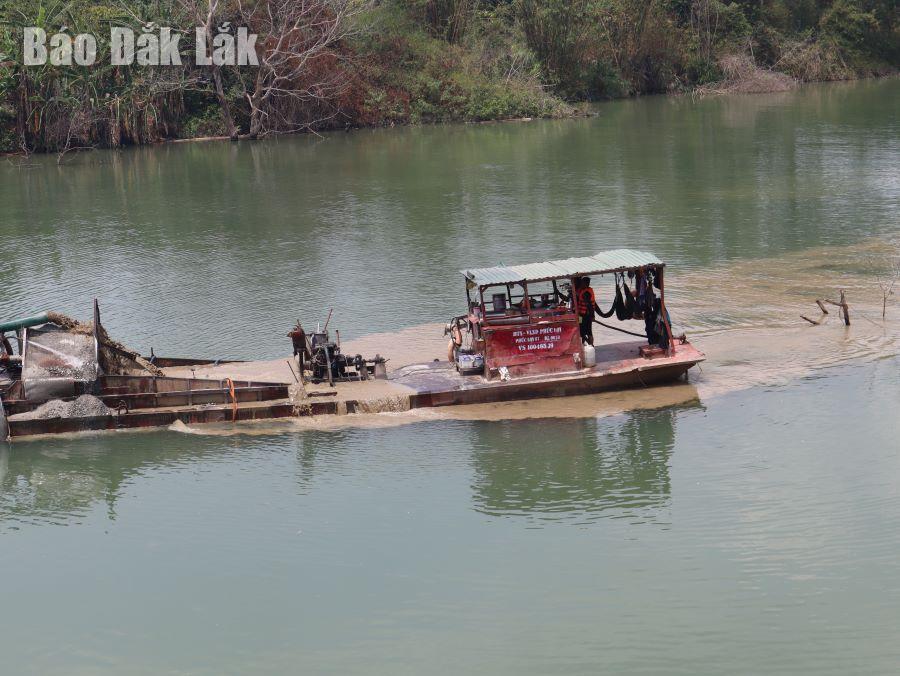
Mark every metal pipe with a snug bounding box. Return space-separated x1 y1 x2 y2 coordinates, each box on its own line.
0 313 49 333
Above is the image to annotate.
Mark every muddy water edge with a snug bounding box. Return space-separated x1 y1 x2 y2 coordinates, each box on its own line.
1 78 899 675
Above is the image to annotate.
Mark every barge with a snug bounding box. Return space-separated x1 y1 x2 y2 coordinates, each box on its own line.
0 250 704 440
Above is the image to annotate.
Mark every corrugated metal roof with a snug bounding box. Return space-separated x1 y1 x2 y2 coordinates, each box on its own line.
461 249 664 287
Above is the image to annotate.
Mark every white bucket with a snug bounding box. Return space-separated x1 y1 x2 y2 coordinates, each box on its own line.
582 342 596 368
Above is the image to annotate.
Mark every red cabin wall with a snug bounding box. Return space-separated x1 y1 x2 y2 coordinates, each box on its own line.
483 317 582 378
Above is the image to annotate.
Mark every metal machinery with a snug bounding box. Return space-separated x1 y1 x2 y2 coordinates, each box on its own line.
444 314 484 375
288 315 386 386
1 312 66 398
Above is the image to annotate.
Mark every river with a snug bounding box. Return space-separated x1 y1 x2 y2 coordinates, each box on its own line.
1 78 899 674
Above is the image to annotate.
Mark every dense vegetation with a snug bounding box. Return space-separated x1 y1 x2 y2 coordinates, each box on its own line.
1 0 897 154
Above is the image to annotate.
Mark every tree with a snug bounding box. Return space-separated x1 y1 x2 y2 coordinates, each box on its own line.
176 0 239 139
233 0 368 138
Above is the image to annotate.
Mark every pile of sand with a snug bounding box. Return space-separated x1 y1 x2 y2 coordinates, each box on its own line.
11 394 112 420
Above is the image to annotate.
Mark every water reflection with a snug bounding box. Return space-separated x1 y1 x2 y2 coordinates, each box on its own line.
470 403 701 522
0 445 8 487
0 402 703 529
0 433 247 529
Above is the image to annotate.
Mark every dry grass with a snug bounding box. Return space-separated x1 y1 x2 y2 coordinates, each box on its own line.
695 54 797 96
776 38 857 82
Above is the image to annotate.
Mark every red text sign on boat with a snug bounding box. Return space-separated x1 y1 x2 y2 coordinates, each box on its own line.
487 322 580 363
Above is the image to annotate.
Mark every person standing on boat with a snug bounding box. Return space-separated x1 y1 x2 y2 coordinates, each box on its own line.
577 277 601 345
288 322 311 375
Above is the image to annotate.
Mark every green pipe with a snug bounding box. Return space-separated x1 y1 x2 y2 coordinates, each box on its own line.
0 312 50 333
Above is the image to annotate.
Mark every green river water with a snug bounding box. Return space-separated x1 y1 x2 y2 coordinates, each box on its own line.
1 78 899 674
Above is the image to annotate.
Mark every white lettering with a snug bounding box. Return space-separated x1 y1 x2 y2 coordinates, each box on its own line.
73 34 97 66
49 32 72 66
23 27 47 65
20 25 256 67
195 27 211 65
236 27 258 66
111 27 134 65
136 31 159 65
211 31 234 67
158 28 181 65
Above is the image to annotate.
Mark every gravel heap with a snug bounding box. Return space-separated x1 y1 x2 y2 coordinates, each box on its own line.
11 394 112 421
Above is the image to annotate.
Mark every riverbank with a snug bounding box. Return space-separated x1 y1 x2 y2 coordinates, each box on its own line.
2 73 895 159
2 0 896 154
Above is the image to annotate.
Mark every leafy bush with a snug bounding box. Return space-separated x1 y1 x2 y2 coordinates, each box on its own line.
181 106 227 138
686 55 722 85
702 1 753 46
821 0 880 49
0 103 16 151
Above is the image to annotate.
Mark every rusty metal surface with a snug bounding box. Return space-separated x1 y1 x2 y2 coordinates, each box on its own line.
100 374 283 394
3 373 289 416
410 362 693 408
8 400 336 438
3 384 289 416
148 356 244 368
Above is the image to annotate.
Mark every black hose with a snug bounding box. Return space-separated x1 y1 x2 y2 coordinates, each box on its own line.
596 300 616 319
593 319 648 339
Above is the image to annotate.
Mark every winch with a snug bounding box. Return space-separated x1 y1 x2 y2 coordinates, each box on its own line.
288 313 386 386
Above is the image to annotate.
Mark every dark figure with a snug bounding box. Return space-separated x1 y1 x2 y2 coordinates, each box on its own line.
576 277 602 345
287 322 311 374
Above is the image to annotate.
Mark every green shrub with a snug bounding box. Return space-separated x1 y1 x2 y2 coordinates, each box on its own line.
717 2 753 44
686 55 723 85
820 0 880 49
0 104 16 152
181 106 227 139
585 60 628 99
751 23 785 67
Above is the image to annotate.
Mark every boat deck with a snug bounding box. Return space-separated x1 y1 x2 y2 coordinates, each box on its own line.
5 338 704 439
161 338 704 411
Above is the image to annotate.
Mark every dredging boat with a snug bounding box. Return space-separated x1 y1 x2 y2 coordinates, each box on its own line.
0 250 704 440
390 248 705 404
